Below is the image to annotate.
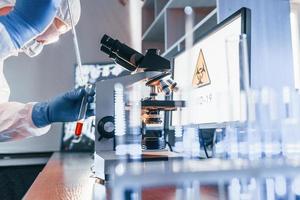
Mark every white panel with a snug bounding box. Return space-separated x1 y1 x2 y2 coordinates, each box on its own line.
173 16 242 125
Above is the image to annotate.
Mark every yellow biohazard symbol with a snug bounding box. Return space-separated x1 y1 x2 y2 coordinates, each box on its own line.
192 49 211 88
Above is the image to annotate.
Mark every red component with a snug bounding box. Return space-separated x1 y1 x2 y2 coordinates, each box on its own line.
75 122 83 136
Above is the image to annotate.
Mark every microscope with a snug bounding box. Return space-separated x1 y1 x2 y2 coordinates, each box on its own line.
94 35 184 179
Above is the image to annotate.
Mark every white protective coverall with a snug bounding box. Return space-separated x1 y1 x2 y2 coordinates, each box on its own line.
0 23 51 141
0 0 81 141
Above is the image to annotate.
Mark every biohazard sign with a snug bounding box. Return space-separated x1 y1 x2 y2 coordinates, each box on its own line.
192 49 211 88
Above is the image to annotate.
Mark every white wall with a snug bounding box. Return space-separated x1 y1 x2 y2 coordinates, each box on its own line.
0 0 134 153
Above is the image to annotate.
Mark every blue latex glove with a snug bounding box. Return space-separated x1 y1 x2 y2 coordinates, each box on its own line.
0 0 61 48
32 87 95 128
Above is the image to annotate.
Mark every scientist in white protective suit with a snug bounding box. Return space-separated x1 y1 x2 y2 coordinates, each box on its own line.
0 0 95 141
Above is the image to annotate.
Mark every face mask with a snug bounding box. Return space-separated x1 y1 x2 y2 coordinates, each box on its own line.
21 39 44 58
35 22 60 45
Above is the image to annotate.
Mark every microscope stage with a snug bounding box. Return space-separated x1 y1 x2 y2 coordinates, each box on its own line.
141 100 185 111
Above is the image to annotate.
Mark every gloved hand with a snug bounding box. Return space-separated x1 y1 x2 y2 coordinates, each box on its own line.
32 87 95 128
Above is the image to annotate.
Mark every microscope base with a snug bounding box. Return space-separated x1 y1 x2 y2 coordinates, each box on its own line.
94 150 182 181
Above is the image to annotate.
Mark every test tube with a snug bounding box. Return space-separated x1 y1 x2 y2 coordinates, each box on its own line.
173 89 184 153
259 87 281 158
224 35 240 160
274 176 287 198
66 0 90 138
184 6 194 125
127 82 142 160
265 178 275 200
281 87 300 158
182 6 199 160
291 176 300 197
212 91 226 158
75 83 95 137
229 178 241 200
247 90 262 160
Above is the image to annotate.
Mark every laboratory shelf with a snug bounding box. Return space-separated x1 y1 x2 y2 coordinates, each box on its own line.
142 0 171 36
142 0 156 35
162 8 218 60
142 0 217 56
155 0 170 16
142 11 165 42
167 0 216 8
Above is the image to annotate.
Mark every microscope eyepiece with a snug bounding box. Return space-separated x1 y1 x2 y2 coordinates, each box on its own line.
100 34 144 71
100 45 115 58
100 34 110 45
99 34 170 72
100 34 120 53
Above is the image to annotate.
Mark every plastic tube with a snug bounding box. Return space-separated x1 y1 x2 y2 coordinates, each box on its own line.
75 83 95 138
66 0 91 138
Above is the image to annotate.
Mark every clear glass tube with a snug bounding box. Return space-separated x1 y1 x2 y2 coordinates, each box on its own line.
246 90 262 160
281 87 300 158
228 178 241 200
184 5 194 125
290 1 300 89
182 126 200 158
174 125 183 152
127 82 142 160
224 34 257 160
181 6 199 160
173 88 184 153
258 87 281 158
224 34 244 159
265 178 276 200
213 127 226 158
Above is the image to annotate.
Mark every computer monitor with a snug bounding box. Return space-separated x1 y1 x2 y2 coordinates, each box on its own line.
171 8 251 128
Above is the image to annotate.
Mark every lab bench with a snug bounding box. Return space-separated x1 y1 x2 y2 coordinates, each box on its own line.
23 152 219 200
23 151 300 199
23 152 95 200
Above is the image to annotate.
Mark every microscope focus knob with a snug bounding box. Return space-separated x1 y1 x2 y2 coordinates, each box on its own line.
97 116 115 139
